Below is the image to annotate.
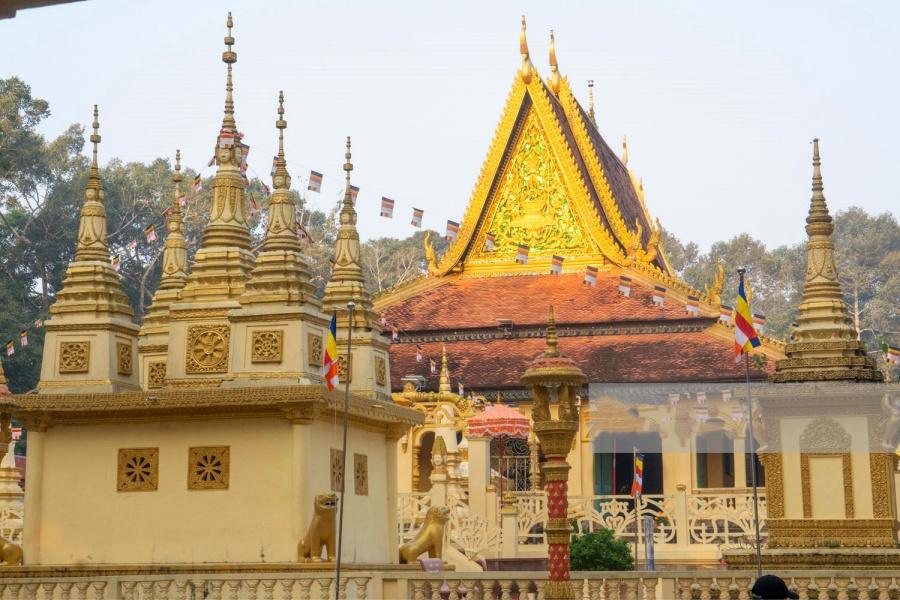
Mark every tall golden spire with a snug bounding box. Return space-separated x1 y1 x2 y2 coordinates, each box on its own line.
587 80 597 127
262 91 300 253
770 139 882 383
439 346 452 393
548 30 561 95
519 15 535 84
157 151 188 290
74 105 110 263
544 305 560 358
222 12 237 133
621 135 629 166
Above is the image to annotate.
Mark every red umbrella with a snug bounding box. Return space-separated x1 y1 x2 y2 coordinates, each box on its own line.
467 404 531 503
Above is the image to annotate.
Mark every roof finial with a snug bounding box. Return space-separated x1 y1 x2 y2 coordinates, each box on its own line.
221 12 237 133
519 15 535 85
173 149 182 219
548 30 561 95
621 135 628 166
156 149 188 291
587 80 597 127
90 104 101 177
260 92 300 253
273 91 289 189
806 138 833 236
545 305 560 357
343 136 354 207
73 105 109 262
439 346 452 393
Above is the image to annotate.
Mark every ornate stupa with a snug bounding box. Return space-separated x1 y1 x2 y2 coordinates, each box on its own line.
769 140 883 383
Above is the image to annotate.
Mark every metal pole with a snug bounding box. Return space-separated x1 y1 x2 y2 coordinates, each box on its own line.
633 445 639 570
744 357 763 578
334 301 355 600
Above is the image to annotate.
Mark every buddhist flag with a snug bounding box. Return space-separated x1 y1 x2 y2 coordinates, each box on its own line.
652 286 666 306
668 393 680 405
11 427 21 440
112 255 121 272
887 346 900 364
696 391 706 404
515 244 529 265
241 143 250 165
686 295 699 316
392 325 399 341
262 183 270 196
248 194 259 216
731 406 744 421
734 273 761 364
297 224 313 244
328 257 335 276
323 312 340 391
178 192 187 207
445 220 460 242
145 225 157 242
485 233 496 252
162 206 173 218
430 358 437 374
753 313 766 334
550 255 564 275
34 319 43 328
20 330 27 346
381 198 395 218
458 382 465 396
349 185 359 203
411 207 424 227
193 175 202 192
720 305 733 326
583 265 598 287
127 239 138 252
631 452 644 498
380 312 388 327
694 406 709 423
416 345 423 363
618 276 632 297
270 156 279 176
219 130 234 148
208 155 216 167
308 171 323 192
5 341 13 356
722 389 732 402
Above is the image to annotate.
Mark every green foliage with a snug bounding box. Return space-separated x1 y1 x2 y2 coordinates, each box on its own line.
569 526 634 571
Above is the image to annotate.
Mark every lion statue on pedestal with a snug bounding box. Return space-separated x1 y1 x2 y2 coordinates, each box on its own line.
298 492 337 562
0 535 22 567
399 506 451 564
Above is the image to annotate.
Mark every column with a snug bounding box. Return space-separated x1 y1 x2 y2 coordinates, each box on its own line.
386 431 400 564
290 417 312 548
467 436 491 519
733 435 747 489
23 427 45 564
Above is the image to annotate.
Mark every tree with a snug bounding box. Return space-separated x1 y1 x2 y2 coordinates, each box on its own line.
569 526 634 571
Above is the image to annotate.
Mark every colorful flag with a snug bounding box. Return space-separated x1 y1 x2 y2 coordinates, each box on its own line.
887 346 900 364
722 389 732 402
5 341 13 356
34 319 43 328
145 225 157 243
668 393 680 405
112 255 121 272
696 391 706 404
734 273 761 364
550 255 564 275
416 345 423 363
485 233 495 252
162 206 173 218
430 358 437 374
392 325 399 342
458 382 465 396
381 198 395 218
631 452 644 498
618 276 632 297
11 427 21 440
127 239 138 252
328 257 335 276
694 406 709 423
753 313 766 335
349 185 359 203
270 156 279 176
308 170 323 192
178 192 187 207
411 208 424 227
445 220 460 242
297 224 313 244
262 183 270 196
20 330 27 346
193 175 202 192
241 143 250 166
248 194 258 215
583 265 598 287
686 295 699 316
323 312 340 391
652 286 665 306
208 155 216 167
515 244 529 265
719 305 733 326
731 406 743 421
380 312 388 328
219 130 234 148
790 322 799 340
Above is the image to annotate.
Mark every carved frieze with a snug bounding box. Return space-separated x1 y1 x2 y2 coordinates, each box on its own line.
117 448 158 492
251 330 283 364
117 341 133 376
188 446 230 490
186 325 230 374
59 341 90 373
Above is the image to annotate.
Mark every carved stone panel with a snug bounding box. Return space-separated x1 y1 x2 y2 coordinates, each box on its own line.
117 448 159 492
59 341 90 373
308 333 323 367
251 330 283 364
330 448 344 493
117 341 133 376
186 325 230 373
799 417 851 452
374 355 387 386
354 453 368 496
188 446 230 490
147 360 167 389
338 355 351 383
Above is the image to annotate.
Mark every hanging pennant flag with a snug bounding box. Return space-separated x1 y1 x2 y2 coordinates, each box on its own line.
308 171 323 192
686 295 700 316
328 257 335 276
515 244 529 265
127 239 138 252
445 220 460 242
722 389 732 402
416 345 423 363
694 406 709 423
731 406 744 421
162 206 173 218
297 224 313 244
20 330 27 346
323 312 340 391
112 255 121 272
145 225 157 242
696 391 707 404
430 358 437 374
392 325 400 342
208 155 216 167
458 382 465 396
11 427 21 440
248 194 258 215
270 156 279 176
631 452 644 498
485 233 496 252
753 313 766 335
652 286 666 306
380 198 395 218
219 130 235 148
550 255 564 275
193 175 202 193
262 183 270 196
734 272 761 364
719 305 733 326
411 207 424 227
887 346 900 364
5 341 13 356
349 185 359 203
668 393 680 405
178 192 187 207
34 319 43 328
618 276 632 297
583 265 598 287
380 312 388 328
241 143 250 164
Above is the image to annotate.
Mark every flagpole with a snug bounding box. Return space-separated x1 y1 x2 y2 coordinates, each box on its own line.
334 301 355 600
738 267 763 578
633 445 640 571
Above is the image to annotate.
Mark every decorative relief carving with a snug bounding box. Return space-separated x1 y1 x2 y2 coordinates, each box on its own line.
188 446 230 490
766 518 896 548
117 448 158 492
869 453 892 519
374 356 387 386
338 355 350 383
354 453 368 496
760 453 784 519
308 333 323 367
330 449 344 492
59 341 90 373
799 417 851 452
147 360 167 389
116 342 133 376
186 325 230 373
251 330 283 364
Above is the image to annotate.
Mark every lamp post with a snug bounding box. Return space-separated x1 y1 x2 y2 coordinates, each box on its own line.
521 306 586 600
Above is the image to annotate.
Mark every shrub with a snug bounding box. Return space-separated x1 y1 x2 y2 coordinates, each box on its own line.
569 527 634 571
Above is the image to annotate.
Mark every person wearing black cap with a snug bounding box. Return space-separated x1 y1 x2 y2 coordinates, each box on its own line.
751 575 800 599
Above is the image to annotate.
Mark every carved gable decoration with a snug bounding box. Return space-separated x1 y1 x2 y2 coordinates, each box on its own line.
799 417 851 452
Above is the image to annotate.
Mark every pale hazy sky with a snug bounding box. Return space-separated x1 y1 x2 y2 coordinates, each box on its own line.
3 0 898 251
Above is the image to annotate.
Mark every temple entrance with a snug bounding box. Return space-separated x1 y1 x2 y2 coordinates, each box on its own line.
416 431 435 492
593 432 663 496
696 429 734 488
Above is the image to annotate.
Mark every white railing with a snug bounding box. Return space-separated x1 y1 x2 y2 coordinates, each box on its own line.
398 492 432 545
398 492 503 559
0 507 23 545
689 493 767 547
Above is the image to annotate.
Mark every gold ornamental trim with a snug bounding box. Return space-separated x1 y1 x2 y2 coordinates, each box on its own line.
169 308 230 320
165 378 223 388
186 324 231 373
37 378 143 391
799 452 853 519
139 344 168 354
766 518 896 549
44 322 140 335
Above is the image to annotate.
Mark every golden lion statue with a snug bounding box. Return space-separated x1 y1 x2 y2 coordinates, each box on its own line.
0 535 22 567
399 506 451 564
298 492 337 562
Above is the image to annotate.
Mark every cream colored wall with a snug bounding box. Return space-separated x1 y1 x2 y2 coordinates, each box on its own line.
809 456 845 518
36 418 294 564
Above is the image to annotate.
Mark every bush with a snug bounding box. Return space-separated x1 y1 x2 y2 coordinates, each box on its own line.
569 527 634 571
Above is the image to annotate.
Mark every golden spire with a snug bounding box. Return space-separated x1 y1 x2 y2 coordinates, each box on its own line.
621 135 629 166
157 150 189 290
519 15 535 84
439 346 452 393
262 91 300 253
544 305 560 358
770 139 882 383
588 80 597 127
0 356 6 386
222 12 237 133
73 105 110 263
548 30 561 95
